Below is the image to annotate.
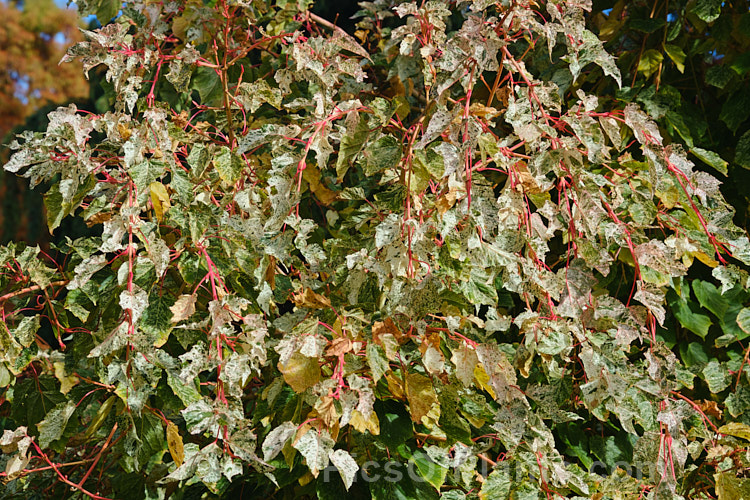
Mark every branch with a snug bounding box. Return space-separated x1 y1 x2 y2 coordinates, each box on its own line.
0 280 69 304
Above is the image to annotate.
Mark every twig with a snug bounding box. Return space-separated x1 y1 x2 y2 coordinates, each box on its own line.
477 453 497 467
0 459 94 479
307 12 337 31
28 439 112 500
77 423 118 489
415 432 447 442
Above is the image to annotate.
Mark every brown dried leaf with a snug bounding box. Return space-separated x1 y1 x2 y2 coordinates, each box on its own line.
170 294 197 323
372 318 407 345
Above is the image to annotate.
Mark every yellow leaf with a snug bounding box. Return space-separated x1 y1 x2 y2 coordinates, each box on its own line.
385 372 405 400
405 372 440 424
719 422 750 441
167 422 184 467
473 364 497 399
278 351 321 393
117 123 131 141
150 181 171 222
303 165 338 206
694 251 719 268
298 471 315 486
53 361 78 394
350 408 380 435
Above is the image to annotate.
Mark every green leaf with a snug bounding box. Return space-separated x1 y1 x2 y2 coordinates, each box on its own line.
37 401 77 449
693 280 730 317
368 463 439 500
691 147 728 175
693 281 748 339
129 159 165 196
44 175 96 232
720 90 750 133
374 401 413 451
364 135 402 176
637 49 663 79
121 412 165 473
691 0 722 23
736 130 750 170
664 43 686 73
238 80 282 113
705 65 735 88
366 343 389 383
191 66 223 105
336 117 370 180
665 110 693 148
413 148 445 180
410 450 447 491
667 288 713 338
188 143 211 176
95 0 120 24
13 316 40 348
213 146 244 185
438 385 472 445
680 341 709 367
10 377 67 428
479 468 511 500
703 360 731 393
141 287 176 347
630 18 666 33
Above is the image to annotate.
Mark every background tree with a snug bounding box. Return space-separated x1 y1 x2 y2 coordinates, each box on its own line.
0 0 88 140
0 0 89 245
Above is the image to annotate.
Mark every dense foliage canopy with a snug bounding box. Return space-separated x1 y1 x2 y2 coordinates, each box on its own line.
1 0 750 499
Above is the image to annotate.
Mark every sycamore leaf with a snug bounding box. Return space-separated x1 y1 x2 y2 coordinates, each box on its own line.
480 468 511 500
291 288 331 309
37 401 76 448
715 471 750 500
167 421 185 467
170 294 197 323
214 146 244 184
278 351 321 393
664 43 686 73
719 422 750 441
329 449 359 490
405 372 440 424
292 428 334 477
637 49 663 79
336 117 369 181
262 422 296 462
366 343 389 383
237 80 282 113
150 181 171 221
